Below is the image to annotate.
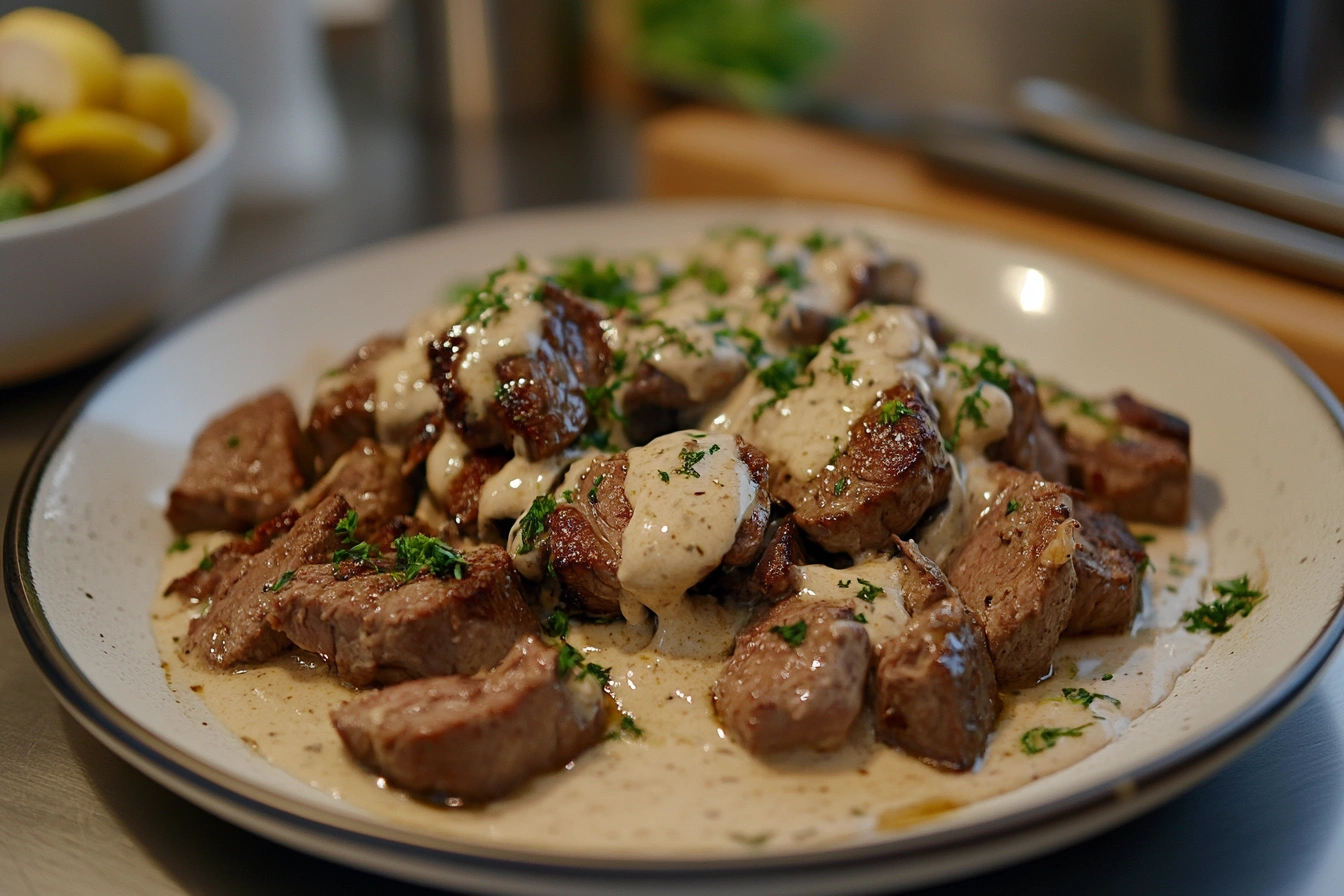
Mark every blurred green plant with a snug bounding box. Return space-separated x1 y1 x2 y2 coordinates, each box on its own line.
632 0 833 113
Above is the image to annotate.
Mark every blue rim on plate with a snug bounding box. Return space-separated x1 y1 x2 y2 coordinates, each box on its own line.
7 202 1344 893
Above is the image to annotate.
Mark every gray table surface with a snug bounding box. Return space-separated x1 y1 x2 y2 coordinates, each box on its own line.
6 80 1344 896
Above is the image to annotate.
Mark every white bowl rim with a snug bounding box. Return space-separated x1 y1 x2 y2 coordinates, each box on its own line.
0 80 237 244
6 199 1344 883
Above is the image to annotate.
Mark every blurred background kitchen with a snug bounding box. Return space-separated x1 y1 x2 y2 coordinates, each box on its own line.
8 2 1344 894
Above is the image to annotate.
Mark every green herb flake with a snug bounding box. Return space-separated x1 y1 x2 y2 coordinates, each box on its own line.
856 579 884 602
833 477 849 496
802 230 835 252
770 619 808 647
853 612 868 624
1061 687 1120 710
830 335 852 354
1021 724 1091 755
1102 673 1114 681
390 534 467 582
557 643 612 685
332 541 377 571
517 494 557 555
1006 499 1021 516
658 470 670 483
944 385 990 452
335 510 359 545
544 608 570 639
198 550 214 571
772 259 805 290
878 399 915 425
829 355 858 382
676 446 706 478
225 435 240 449
613 714 644 739
549 255 638 312
263 570 296 593
562 489 575 503
1181 574 1264 635
1136 533 1157 544
588 474 606 504
837 579 851 588
167 535 191 554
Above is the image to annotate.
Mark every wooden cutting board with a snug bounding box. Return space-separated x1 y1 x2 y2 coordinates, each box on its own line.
641 105 1344 400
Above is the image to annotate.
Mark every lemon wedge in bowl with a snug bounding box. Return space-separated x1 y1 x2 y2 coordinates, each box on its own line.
0 7 122 112
120 54 195 157
20 108 172 190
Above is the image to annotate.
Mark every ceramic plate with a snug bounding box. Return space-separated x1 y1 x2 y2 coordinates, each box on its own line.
9 201 1344 895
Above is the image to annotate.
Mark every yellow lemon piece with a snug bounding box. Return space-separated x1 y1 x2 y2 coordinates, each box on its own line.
0 7 123 112
120 54 195 157
20 109 172 190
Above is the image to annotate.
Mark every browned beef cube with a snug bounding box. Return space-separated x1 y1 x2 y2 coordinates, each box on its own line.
708 518 805 605
873 595 1000 770
1067 502 1147 635
1060 393 1191 525
166 391 306 534
790 380 952 554
295 438 413 540
431 285 611 460
946 464 1080 686
185 495 349 667
988 370 1068 483
894 537 956 613
331 634 607 801
164 508 299 603
267 545 537 687
444 452 509 531
713 597 870 754
548 437 771 616
855 258 920 306
306 335 402 476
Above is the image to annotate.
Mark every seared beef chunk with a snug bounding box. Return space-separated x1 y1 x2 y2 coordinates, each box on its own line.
444 451 509 531
306 335 402 476
855 258 920 306
548 454 631 616
790 380 952 554
165 509 299 603
709 518 805 605
186 496 350 667
167 391 306 534
401 410 446 478
331 634 607 801
946 465 1079 686
714 597 870 754
267 545 536 687
1067 502 1147 635
988 371 1068 484
873 595 1000 770
548 437 771 615
894 537 956 613
1056 393 1191 525
431 284 611 459
296 439 413 539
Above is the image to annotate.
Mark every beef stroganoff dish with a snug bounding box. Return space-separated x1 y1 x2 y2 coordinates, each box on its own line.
152 226 1260 855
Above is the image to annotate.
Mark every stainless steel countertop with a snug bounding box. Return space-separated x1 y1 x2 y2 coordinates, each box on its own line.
5 94 1344 896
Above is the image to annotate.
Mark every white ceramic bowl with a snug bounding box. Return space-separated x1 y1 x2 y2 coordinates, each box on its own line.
0 84 236 386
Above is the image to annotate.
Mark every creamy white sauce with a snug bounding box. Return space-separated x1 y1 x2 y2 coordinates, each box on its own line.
618 431 757 656
711 306 940 491
795 558 912 645
424 425 471 506
476 449 579 536
154 518 1214 858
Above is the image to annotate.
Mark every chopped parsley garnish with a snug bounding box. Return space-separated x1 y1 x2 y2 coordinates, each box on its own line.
517 495 557 555
1061 687 1119 709
557 642 611 684
853 613 868 624
458 285 511 323
829 355 858 382
837 579 851 588
949 342 1012 393
802 230 836 252
702 306 728 324
643 319 704 357
1136 533 1157 544
676 446 706 478
198 550 214 571
0 102 38 169
685 261 729 295
335 509 359 544
549 255 638 312
833 477 849 496
263 570 296 593
390 534 467 581
588 474 606 503
658 470 670 483
332 540 377 570
752 344 819 419
620 714 644 737
770 619 808 647
578 428 614 451
1006 499 1021 515
944 385 990 451
167 535 191 554
583 380 627 424
562 489 575 503
543 608 570 639
1181 574 1264 634
771 258 805 289
856 579 884 602
1102 673 1114 681
225 435 240 449
1021 724 1090 754
878 399 915 425
723 225 775 247
830 335 851 354
714 325 767 365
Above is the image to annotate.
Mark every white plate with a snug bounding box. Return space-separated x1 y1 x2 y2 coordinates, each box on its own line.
9 200 1344 895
